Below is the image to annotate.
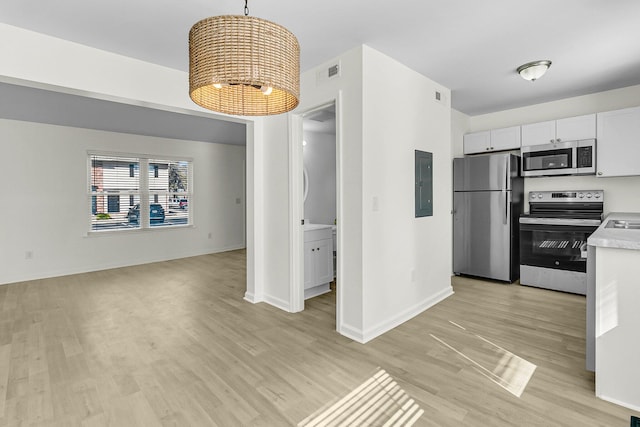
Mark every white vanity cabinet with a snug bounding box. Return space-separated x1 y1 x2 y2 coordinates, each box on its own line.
304 225 333 299
463 126 521 154
521 114 596 147
596 106 640 177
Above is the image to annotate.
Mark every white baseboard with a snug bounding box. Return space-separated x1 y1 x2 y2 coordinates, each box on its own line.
361 286 454 344
304 283 331 300
263 294 292 312
596 393 640 413
244 292 260 304
338 322 366 343
0 244 246 286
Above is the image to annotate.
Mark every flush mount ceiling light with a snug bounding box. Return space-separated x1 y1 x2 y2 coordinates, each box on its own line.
189 0 300 116
517 60 552 81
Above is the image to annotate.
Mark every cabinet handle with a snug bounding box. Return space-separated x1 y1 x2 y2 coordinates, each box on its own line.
550 139 554 143
312 249 315 251
490 147 494 150
317 248 320 251
556 138 561 142
597 171 603 176
486 147 489 150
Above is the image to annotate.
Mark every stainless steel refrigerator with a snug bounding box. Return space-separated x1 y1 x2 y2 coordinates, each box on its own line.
453 153 524 282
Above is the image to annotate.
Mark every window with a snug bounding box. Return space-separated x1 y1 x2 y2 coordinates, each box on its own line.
89 154 192 232
107 195 120 213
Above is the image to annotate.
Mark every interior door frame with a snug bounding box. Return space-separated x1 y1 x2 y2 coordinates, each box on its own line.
289 95 342 328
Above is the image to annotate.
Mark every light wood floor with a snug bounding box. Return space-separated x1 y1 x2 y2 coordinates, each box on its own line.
1 249 638 426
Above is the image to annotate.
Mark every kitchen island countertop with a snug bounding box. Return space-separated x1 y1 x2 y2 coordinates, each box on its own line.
587 212 640 250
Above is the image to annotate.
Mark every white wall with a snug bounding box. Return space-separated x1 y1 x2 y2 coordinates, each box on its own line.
0 23 255 289
303 131 336 225
0 119 246 285
457 84 640 215
360 46 453 341
451 109 470 159
277 45 454 342
295 46 365 336
260 114 293 310
255 45 365 327
0 24 209 117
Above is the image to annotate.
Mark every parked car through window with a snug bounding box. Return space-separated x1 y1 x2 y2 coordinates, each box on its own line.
126 203 165 225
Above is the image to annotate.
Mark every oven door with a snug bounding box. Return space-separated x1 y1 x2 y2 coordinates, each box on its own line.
519 218 599 273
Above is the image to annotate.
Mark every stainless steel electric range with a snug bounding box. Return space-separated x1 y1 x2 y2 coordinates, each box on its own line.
519 190 603 295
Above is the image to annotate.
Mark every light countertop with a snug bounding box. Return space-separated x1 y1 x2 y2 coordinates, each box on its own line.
587 212 640 250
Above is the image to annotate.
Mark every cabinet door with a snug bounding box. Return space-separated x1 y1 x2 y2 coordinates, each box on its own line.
314 239 334 286
521 120 556 146
463 131 490 154
596 106 640 177
490 126 521 151
304 241 314 289
556 114 596 142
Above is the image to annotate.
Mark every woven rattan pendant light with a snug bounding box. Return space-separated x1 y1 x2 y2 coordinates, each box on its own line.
189 0 300 116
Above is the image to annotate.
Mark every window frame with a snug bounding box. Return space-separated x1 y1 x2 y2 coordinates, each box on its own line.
88 151 193 234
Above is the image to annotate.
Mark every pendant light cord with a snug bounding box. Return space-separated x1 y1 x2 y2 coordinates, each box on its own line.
244 0 249 16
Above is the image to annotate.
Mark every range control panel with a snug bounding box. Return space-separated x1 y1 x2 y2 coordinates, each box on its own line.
529 190 604 203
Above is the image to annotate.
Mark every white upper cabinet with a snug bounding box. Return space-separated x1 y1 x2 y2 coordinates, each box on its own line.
596 106 640 177
521 120 556 147
491 126 522 151
463 130 490 154
521 114 596 147
556 114 596 141
463 126 520 154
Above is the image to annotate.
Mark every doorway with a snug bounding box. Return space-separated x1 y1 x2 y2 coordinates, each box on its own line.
290 100 341 329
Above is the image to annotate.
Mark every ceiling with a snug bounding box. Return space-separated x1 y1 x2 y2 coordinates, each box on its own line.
1 0 640 122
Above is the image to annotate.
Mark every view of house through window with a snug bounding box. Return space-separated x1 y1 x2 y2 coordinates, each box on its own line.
89 154 191 231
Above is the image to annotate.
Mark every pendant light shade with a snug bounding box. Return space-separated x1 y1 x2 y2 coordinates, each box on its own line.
189 15 300 116
517 60 552 81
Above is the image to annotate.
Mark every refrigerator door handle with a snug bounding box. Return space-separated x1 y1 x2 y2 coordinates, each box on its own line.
505 156 510 191
503 191 510 225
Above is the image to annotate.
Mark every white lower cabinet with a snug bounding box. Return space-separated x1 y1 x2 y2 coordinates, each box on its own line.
304 226 333 299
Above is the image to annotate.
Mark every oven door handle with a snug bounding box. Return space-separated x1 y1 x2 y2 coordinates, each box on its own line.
519 217 602 226
580 242 588 259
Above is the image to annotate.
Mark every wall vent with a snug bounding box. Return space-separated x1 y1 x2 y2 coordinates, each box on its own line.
434 89 447 106
316 61 341 85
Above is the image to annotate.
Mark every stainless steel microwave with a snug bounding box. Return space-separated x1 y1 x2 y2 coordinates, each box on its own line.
521 139 596 177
